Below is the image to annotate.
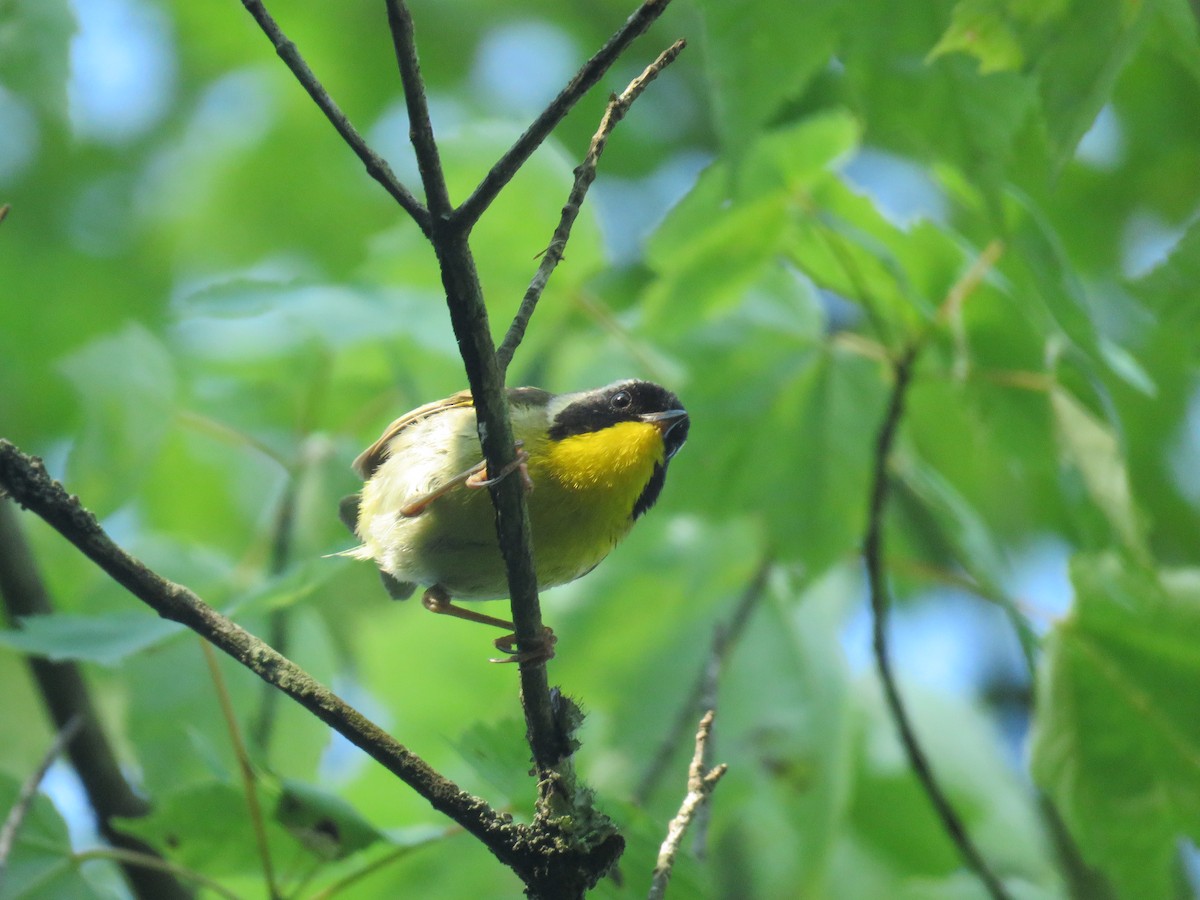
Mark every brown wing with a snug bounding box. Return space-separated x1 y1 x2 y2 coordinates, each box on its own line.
350 386 553 479
351 390 475 479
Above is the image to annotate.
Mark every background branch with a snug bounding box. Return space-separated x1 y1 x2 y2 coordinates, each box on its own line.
497 39 686 373
0 500 193 900
864 348 1012 900
238 0 431 233
455 0 674 230
647 710 727 900
0 443 529 873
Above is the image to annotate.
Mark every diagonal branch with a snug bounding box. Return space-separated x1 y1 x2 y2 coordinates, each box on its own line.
455 0 675 231
238 0 432 234
864 348 1012 900
0 442 527 871
497 39 687 374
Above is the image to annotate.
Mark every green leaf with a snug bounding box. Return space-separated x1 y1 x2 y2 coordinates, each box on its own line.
893 454 1038 666
840 0 1037 211
694 0 841 160
644 111 860 324
0 0 75 121
452 717 533 806
1031 554 1200 899
929 0 1027 73
59 323 177 517
1133 217 1200 327
275 779 385 860
1031 0 1156 168
1050 386 1147 557
674 342 887 572
0 611 182 666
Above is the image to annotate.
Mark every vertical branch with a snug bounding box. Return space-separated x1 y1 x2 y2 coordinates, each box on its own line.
864 348 1012 900
382 0 571 787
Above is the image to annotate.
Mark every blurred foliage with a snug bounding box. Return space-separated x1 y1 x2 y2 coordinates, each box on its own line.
2 0 1200 897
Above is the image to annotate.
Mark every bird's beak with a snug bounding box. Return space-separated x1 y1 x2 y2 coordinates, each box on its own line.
640 409 689 437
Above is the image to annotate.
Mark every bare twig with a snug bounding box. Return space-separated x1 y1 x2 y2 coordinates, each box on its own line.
634 558 771 805
0 443 529 873
648 711 727 900
0 714 83 873
864 348 1012 900
200 640 277 897
237 0 431 234
456 0 675 230
497 39 687 373
0 500 191 900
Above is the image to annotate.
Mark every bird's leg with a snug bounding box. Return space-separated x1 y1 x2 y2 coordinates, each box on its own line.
422 585 557 664
399 442 530 518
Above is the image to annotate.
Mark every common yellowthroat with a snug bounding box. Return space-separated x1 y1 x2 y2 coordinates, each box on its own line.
339 380 689 661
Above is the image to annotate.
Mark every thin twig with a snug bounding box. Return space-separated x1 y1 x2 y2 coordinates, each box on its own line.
647 711 727 900
0 442 527 871
864 347 1012 900
0 714 83 873
497 39 686 373
237 0 431 234
634 558 771 805
0 500 191 900
456 0 675 230
200 640 278 898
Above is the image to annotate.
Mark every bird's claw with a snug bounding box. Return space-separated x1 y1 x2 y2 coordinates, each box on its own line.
489 626 557 664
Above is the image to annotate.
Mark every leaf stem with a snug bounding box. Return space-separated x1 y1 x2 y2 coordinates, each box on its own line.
200 639 278 898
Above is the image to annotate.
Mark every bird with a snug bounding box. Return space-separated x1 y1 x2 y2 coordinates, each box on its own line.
338 379 689 662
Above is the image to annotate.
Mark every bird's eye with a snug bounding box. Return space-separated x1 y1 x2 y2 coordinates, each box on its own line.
610 390 632 410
